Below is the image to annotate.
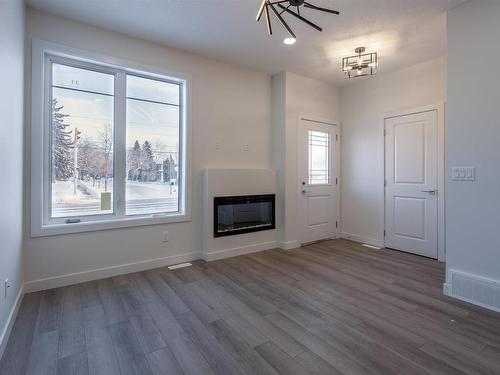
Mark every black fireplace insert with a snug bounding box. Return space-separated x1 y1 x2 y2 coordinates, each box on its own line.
214 194 275 237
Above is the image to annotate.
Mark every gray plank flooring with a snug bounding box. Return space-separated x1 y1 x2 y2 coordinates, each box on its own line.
2 239 500 374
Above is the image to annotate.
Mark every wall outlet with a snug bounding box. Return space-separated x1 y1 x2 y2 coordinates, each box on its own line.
243 144 249 152
4 278 10 299
162 231 169 243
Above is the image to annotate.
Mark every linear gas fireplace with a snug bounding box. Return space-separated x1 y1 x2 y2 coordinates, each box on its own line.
214 194 275 238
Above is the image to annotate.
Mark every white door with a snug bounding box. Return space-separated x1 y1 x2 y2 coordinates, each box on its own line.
298 119 339 244
385 110 438 258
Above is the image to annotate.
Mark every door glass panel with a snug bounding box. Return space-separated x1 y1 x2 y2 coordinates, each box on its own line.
308 130 330 185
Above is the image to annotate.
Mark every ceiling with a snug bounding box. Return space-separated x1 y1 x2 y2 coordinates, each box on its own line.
27 0 463 86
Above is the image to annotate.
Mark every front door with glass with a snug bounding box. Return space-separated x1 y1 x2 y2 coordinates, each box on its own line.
298 118 339 244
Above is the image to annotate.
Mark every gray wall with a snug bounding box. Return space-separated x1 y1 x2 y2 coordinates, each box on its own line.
0 0 25 357
446 0 500 281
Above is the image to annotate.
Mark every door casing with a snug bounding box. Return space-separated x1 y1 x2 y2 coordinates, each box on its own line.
382 104 445 261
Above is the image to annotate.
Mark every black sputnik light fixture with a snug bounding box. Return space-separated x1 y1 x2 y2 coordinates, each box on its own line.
256 0 339 45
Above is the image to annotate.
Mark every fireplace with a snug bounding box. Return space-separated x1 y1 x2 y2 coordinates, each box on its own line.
214 194 275 237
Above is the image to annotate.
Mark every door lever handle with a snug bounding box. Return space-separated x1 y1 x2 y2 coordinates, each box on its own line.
421 189 437 194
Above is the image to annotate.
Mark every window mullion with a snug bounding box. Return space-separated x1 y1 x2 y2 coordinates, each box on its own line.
114 71 127 218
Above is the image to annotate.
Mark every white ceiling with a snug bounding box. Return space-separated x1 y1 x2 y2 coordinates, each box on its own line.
27 0 463 86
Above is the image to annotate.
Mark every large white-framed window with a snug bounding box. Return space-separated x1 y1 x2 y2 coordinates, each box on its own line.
31 40 191 237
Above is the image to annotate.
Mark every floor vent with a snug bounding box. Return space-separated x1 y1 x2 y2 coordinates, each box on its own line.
361 244 381 250
168 262 192 270
447 269 500 313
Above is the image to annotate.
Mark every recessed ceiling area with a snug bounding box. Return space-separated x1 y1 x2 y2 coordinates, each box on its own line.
27 0 461 85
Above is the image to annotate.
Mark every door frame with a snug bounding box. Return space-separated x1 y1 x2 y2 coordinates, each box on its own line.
381 103 445 261
297 114 341 245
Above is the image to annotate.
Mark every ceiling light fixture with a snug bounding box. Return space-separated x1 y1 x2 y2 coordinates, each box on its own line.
342 47 378 78
256 0 339 43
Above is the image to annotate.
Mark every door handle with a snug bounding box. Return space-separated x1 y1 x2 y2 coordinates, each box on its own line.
302 190 311 195
421 189 437 194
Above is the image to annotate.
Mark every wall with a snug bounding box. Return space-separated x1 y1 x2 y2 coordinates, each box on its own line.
24 9 272 288
340 57 446 246
272 72 340 247
0 0 25 358
446 1 500 284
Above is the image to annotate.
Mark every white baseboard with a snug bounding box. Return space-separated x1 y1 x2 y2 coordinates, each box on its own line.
24 252 200 293
0 284 24 361
202 241 277 262
277 240 300 250
444 269 500 313
339 232 384 248
443 282 451 296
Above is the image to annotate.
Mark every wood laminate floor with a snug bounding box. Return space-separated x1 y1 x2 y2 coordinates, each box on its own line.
1 239 500 375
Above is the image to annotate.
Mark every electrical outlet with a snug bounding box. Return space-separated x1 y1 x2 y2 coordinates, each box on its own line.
162 231 169 243
243 144 249 152
4 278 10 299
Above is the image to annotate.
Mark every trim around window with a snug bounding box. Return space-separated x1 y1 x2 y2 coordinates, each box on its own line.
30 39 192 237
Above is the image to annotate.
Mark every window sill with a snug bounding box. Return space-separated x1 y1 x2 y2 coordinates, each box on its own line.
31 213 191 237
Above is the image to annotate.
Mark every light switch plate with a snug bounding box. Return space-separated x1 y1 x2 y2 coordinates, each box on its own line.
452 167 475 181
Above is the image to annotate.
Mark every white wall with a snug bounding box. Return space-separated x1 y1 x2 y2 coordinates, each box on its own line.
0 0 25 358
446 1 500 282
340 57 446 246
24 9 272 287
272 72 340 247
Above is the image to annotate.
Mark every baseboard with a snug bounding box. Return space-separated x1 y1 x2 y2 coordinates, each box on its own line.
443 282 451 296
277 240 300 250
202 241 277 262
444 269 500 313
0 284 24 361
339 232 384 248
24 252 200 293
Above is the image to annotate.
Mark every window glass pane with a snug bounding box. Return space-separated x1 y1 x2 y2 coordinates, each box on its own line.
126 75 180 215
52 63 114 95
127 75 179 105
308 130 330 185
51 64 115 218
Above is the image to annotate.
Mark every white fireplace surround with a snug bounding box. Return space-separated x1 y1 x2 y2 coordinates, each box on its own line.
202 169 278 261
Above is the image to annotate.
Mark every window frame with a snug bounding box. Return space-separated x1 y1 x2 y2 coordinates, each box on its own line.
31 39 192 237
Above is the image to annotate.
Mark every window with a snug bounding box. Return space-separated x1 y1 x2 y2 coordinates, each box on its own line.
308 130 330 185
31 43 189 236
126 75 180 216
50 63 115 218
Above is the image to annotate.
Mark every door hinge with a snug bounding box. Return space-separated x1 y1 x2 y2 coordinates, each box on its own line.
384 180 387 186
335 177 338 185
383 230 386 237
384 129 387 136
336 221 338 229
336 134 339 141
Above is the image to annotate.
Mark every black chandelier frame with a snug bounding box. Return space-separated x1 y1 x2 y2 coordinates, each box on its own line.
256 0 340 41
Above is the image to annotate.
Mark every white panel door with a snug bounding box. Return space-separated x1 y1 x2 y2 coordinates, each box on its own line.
385 110 438 258
298 119 338 244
